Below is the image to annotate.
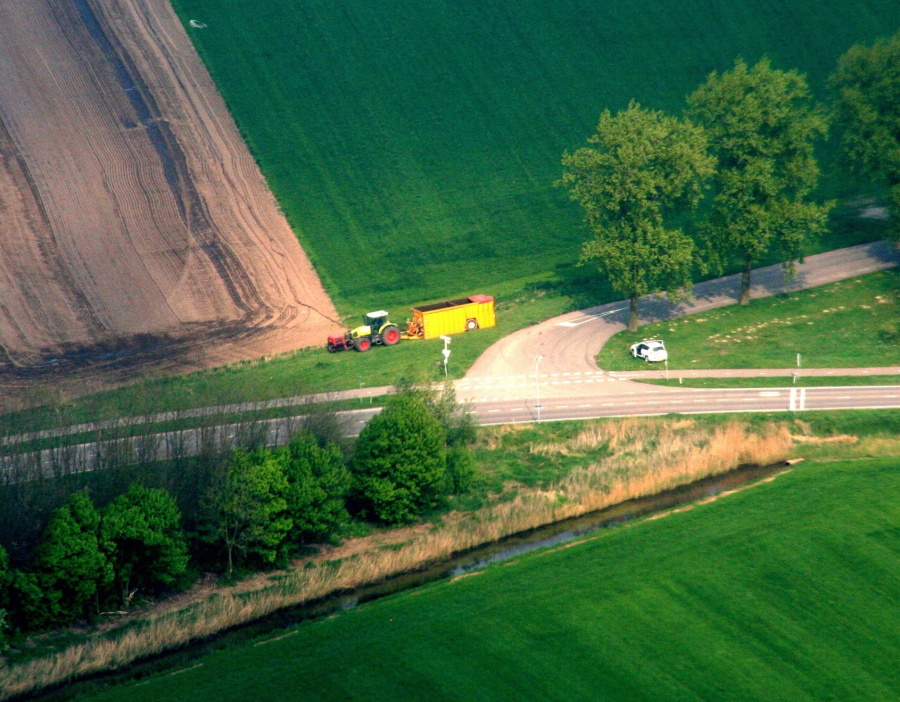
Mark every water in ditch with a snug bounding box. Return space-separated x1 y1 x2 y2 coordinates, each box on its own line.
31 461 790 700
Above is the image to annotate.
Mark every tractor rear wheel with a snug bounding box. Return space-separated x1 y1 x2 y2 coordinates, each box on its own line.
355 337 371 352
382 325 401 346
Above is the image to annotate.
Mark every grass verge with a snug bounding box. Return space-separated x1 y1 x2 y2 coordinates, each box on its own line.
600 269 900 371
76 454 900 701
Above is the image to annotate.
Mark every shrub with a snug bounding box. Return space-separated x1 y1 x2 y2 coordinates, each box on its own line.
283 433 351 544
100 485 189 608
352 394 447 525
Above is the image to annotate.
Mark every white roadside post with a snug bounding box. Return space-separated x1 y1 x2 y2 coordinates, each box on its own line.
440 335 452 377
534 354 544 422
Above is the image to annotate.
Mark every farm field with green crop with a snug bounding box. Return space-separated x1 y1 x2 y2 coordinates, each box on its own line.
76 456 900 701
600 269 900 371
170 0 900 311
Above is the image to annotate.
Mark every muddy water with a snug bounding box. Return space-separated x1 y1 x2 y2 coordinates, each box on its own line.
33 461 789 700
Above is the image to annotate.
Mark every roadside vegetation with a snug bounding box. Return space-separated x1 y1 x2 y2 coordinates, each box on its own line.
73 454 900 702
599 269 900 370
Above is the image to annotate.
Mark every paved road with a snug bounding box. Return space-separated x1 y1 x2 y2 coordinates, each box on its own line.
467 384 900 425
3 241 898 460
460 241 900 402
12 381 899 477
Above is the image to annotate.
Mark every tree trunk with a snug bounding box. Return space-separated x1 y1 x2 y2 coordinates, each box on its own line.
740 254 752 305
628 293 639 332
226 542 234 576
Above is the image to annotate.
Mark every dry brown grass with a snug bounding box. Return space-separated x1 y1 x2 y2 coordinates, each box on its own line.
0 417 792 700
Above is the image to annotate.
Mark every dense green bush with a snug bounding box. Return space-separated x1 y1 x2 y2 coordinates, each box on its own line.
352 394 448 525
283 432 351 545
101 485 189 608
24 492 112 628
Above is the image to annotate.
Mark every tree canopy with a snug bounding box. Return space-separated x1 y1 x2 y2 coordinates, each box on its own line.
29 491 112 626
206 450 292 574
101 485 189 607
283 432 351 544
352 394 447 524
830 30 900 240
560 101 714 330
687 58 831 303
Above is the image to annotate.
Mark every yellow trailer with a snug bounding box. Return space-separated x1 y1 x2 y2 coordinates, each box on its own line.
406 295 496 340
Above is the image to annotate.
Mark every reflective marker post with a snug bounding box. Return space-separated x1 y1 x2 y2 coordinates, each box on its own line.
440 336 452 377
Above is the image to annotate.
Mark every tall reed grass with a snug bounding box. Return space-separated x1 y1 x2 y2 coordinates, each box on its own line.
0 418 791 700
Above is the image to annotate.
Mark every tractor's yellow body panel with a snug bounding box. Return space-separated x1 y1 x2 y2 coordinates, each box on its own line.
409 295 495 340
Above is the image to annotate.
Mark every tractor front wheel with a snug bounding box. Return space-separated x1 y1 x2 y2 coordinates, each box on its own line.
355 337 371 352
382 325 401 346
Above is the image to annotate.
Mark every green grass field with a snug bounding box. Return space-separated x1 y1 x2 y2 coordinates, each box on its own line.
76 456 900 701
599 269 900 370
170 0 900 311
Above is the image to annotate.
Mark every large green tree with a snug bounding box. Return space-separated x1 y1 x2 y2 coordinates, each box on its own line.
560 101 714 330
101 485 189 608
29 491 112 626
687 58 831 304
282 432 351 545
830 31 900 239
206 450 292 574
352 394 447 525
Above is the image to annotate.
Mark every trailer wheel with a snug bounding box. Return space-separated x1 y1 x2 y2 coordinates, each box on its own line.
465 318 478 331
382 325 401 346
355 337 371 352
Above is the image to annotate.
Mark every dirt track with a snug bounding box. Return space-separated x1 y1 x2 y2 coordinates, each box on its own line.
0 0 340 408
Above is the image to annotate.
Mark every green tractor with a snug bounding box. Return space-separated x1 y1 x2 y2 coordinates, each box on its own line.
326 310 402 352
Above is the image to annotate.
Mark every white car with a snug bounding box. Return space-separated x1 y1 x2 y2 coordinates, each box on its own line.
630 339 668 363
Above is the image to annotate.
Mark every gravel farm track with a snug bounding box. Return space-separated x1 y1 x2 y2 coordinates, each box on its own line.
0 0 340 410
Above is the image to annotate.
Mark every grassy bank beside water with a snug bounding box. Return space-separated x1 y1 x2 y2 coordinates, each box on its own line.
0 415 792 699
79 454 900 701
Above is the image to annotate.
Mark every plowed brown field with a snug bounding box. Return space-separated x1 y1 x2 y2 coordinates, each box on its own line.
0 0 340 408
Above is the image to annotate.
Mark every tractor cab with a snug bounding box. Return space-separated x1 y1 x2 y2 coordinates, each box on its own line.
363 311 389 330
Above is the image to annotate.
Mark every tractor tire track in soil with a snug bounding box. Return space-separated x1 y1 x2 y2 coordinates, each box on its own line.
0 0 340 410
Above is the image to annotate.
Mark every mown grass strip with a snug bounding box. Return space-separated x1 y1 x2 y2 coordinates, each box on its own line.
600 270 900 370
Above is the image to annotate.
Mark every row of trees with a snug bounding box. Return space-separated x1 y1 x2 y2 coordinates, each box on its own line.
0 485 188 637
0 384 476 644
561 33 900 330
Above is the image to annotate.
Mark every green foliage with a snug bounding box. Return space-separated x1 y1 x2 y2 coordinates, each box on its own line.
560 102 714 329
0 545 9 651
444 445 476 495
206 451 292 573
352 394 448 524
27 491 112 628
687 58 832 301
101 486 189 608
282 433 351 544
830 29 900 239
